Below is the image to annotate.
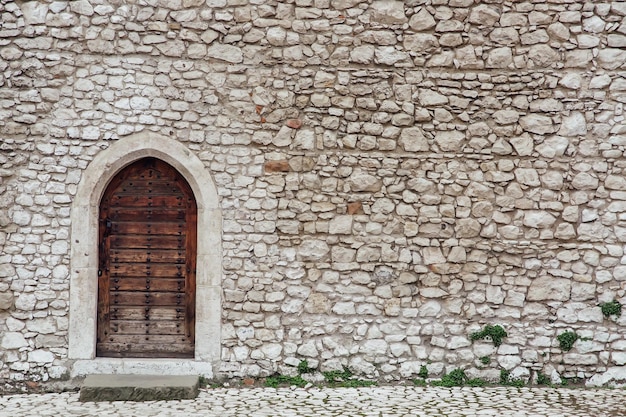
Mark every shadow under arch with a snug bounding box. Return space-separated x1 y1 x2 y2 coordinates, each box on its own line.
68 133 221 374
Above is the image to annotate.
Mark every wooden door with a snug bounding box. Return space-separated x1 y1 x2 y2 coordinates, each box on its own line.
97 157 197 358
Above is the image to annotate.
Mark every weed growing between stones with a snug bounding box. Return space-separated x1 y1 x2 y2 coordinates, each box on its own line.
418 365 429 379
499 369 525 388
600 300 622 318
297 359 315 375
479 356 491 365
412 378 427 387
470 325 508 347
536 371 551 386
431 369 486 388
557 331 579 352
264 374 307 388
263 360 376 388
412 365 429 386
264 360 311 388
322 367 376 388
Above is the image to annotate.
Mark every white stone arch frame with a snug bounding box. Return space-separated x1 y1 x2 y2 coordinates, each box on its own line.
68 133 221 376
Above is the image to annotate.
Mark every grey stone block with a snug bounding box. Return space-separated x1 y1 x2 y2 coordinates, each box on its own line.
79 374 199 402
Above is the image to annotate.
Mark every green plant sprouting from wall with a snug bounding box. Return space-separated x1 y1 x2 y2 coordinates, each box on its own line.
557 331 578 352
600 300 622 318
265 360 310 388
322 367 376 388
431 369 486 387
470 325 508 347
265 360 376 388
499 369 525 388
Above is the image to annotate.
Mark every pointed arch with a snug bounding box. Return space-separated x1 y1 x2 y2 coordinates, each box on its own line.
68 133 221 375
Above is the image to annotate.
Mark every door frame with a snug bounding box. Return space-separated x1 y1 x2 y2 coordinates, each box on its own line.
68 133 221 369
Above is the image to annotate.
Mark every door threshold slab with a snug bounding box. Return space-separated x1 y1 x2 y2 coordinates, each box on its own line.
71 358 213 379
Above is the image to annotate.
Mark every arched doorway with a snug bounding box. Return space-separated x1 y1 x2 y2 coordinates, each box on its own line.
68 133 221 377
97 158 197 358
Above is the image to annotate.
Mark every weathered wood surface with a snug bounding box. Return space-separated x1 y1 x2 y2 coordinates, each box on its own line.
97 158 196 358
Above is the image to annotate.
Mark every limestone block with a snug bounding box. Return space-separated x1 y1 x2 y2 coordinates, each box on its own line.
535 136 569 157
0 292 13 310
404 34 438 52
15 293 37 311
298 239 330 261
486 47 513 68
21 1 48 25
558 112 587 136
399 127 428 152
420 288 448 298
419 90 448 106
509 133 534 156
519 114 556 134
456 218 481 238
367 1 407 25
554 223 576 239
12 210 31 226
348 357 377 376
329 215 352 234
305 293 330 314
469 4 500 26
491 28 519 46
447 247 466 263
527 276 571 301
435 130 465 152
514 168 540 187
272 126 294 147
362 339 388 355
422 247 445 265
70 0 94 16
498 355 521 370
563 353 598 365
605 175 626 190
1 332 28 349
522 30 549 45
346 169 382 192
548 22 570 40
375 47 408 65
455 45 483 69
486 286 505 304
294 129 315 150
0 46 23 61
523 211 556 228
26 317 57 334
297 341 318 357
266 27 287 46
28 350 55 363
332 302 355 315
418 300 441 317
529 44 558 67
331 246 356 263
608 35 626 48
565 50 593 68
409 8 435 31
207 44 244 63
541 171 564 190
356 246 381 262
571 172 599 190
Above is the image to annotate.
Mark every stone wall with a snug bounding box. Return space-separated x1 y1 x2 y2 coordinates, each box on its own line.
1 0 626 385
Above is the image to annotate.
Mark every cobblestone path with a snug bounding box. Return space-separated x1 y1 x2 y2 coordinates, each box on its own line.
1 386 625 417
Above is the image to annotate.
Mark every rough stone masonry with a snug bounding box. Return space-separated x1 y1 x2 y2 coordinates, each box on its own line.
1 0 626 386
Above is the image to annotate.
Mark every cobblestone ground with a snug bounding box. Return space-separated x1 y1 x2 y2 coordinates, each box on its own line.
1 386 625 417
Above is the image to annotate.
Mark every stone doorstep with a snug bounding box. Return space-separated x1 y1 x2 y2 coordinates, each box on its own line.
79 374 199 402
